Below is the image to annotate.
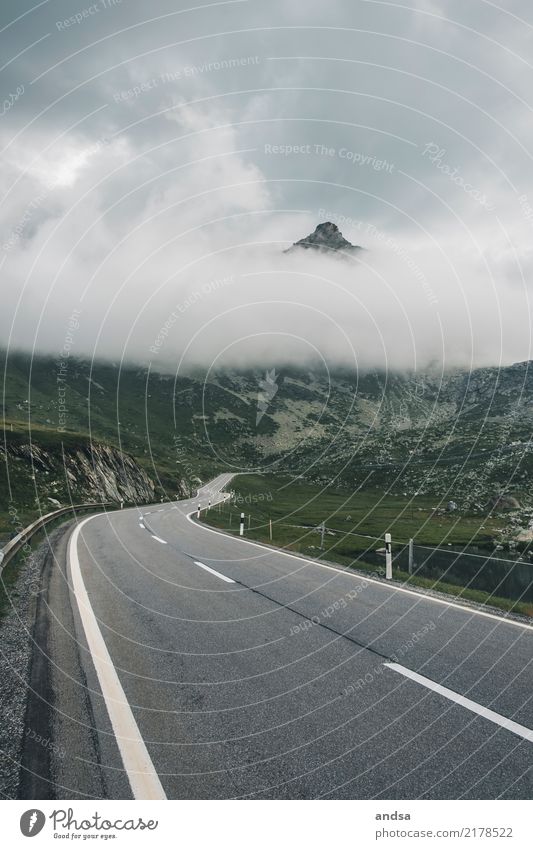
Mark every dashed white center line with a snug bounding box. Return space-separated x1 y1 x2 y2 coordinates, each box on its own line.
194 561 235 583
385 663 533 744
151 535 167 544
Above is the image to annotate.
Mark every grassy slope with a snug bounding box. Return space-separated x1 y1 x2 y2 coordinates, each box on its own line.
1 351 225 496
200 474 533 617
203 473 502 547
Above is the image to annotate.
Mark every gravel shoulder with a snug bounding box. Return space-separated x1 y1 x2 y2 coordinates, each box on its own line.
0 524 70 798
0 519 108 800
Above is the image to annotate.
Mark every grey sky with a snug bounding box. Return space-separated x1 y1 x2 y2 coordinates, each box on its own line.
1 0 532 370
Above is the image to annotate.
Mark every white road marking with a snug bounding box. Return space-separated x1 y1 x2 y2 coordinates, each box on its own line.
385 662 533 743
151 535 167 544
194 560 235 583
139 523 145 530
69 517 167 800
187 513 533 632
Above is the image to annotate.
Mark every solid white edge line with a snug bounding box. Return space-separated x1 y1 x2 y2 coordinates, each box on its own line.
69 517 167 800
151 534 167 544
385 662 533 744
194 560 235 583
186 512 533 632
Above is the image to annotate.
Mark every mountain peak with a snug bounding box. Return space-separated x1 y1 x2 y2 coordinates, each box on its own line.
287 221 361 255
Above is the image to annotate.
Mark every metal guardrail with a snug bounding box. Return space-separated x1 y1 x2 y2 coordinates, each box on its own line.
0 502 112 576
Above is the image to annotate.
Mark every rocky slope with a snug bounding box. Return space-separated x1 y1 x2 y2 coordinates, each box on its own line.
2 435 156 515
202 363 533 518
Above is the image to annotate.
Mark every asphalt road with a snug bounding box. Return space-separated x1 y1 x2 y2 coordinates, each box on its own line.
20 475 533 799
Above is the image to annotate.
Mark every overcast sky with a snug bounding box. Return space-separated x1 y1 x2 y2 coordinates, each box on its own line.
1 0 533 372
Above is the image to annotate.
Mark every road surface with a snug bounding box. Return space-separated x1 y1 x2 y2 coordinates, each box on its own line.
18 475 533 799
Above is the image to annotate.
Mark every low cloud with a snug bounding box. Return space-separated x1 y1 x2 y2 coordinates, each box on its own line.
2 174 531 375
1 0 532 376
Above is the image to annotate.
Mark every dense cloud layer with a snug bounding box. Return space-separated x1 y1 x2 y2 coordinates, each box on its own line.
1 0 532 373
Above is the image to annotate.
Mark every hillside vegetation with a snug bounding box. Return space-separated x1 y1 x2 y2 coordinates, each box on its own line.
2 350 533 549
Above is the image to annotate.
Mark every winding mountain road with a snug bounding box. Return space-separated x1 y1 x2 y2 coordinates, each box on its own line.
19 475 533 800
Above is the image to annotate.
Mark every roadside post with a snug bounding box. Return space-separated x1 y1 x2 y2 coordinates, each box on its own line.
408 538 414 575
320 521 325 550
240 512 245 536
385 532 392 580
269 518 272 541
197 504 201 518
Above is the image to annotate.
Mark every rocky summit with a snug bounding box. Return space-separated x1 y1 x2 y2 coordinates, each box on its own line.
287 221 362 254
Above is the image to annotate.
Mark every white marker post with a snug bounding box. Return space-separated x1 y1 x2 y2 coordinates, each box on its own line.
408 538 414 575
239 512 245 536
208 500 211 511
385 532 392 580
197 504 201 518
269 518 272 541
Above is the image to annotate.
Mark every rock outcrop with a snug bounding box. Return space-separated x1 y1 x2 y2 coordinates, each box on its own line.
5 439 156 505
286 221 361 255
